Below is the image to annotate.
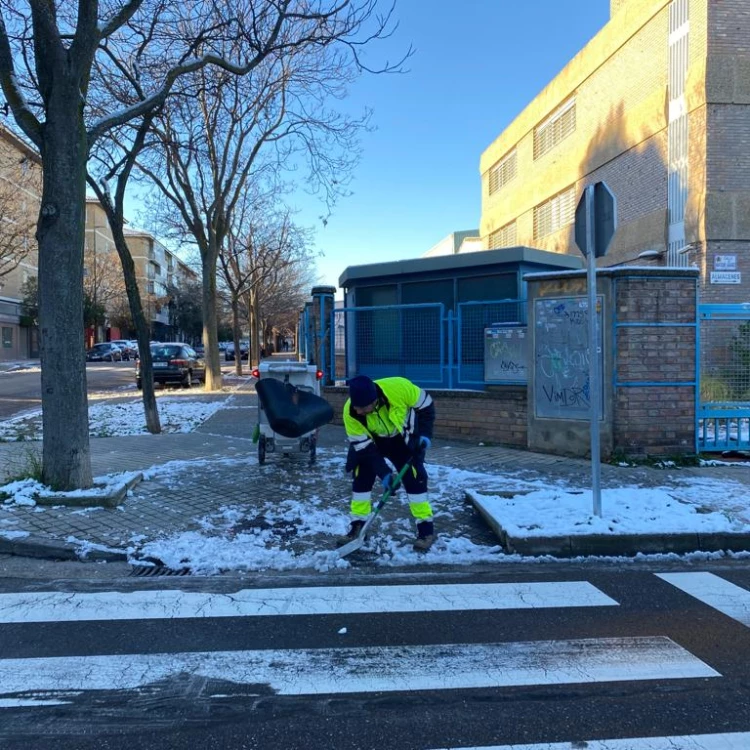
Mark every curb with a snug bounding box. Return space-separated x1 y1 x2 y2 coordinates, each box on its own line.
34 472 143 509
0 533 128 562
466 491 750 558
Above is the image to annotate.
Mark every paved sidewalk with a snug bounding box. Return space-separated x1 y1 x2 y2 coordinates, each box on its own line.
1 383 750 567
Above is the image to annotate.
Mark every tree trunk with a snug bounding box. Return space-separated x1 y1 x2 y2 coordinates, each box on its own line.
232 294 242 376
37 89 92 490
255 298 263 358
111 231 161 434
247 288 258 366
202 248 222 390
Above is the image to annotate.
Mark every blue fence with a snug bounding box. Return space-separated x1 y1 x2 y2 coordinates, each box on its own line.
456 299 527 386
330 299 526 390
697 303 750 452
297 305 312 363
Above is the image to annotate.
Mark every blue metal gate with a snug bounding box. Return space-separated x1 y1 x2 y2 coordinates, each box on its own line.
698 303 750 452
330 299 527 390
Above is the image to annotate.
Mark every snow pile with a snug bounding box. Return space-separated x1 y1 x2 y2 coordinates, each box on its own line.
0 395 228 441
468 485 746 537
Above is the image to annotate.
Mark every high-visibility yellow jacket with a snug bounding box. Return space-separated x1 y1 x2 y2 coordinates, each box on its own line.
343 377 435 477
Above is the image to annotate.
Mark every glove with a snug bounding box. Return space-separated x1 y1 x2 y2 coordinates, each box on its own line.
410 434 431 461
381 472 401 493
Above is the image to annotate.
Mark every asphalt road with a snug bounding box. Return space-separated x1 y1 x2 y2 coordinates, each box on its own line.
0 560 748 749
0 362 137 420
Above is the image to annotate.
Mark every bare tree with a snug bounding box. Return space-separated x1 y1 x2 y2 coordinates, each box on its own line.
219 201 316 373
87 112 164 433
139 10 404 390
257 259 318 353
83 243 131 341
0 0 407 489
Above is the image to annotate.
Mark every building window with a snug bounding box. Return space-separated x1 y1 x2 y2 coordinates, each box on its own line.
533 186 576 239
488 221 517 249
533 98 576 160
356 285 397 307
2 327 12 349
487 149 517 195
457 274 517 303
148 281 155 295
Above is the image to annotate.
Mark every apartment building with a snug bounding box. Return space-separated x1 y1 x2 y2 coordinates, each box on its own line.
85 202 197 343
122 226 198 341
0 117 197 361
84 197 123 346
480 0 750 303
0 123 41 361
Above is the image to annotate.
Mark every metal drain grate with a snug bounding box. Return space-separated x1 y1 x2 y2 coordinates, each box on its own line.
129 565 191 577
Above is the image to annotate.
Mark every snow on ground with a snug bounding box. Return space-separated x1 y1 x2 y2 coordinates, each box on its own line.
468 485 748 537
129 455 750 575
0 393 228 441
132 456 530 574
1 395 750 573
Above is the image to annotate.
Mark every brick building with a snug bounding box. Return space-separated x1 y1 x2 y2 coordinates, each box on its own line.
0 123 198 361
121 226 198 341
480 0 750 303
85 199 198 343
0 124 41 361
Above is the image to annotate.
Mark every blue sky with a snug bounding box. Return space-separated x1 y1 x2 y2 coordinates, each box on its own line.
296 0 611 292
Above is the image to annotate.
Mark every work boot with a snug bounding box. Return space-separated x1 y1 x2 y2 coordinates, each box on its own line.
413 521 435 552
336 519 366 548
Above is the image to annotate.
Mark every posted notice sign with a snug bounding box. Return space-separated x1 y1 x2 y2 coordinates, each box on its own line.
714 254 737 270
710 271 741 284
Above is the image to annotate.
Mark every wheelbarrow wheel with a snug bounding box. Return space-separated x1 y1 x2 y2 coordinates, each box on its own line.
258 435 267 465
309 435 317 464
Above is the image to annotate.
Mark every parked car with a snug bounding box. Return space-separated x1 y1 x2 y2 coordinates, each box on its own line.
86 343 123 362
225 341 249 361
136 343 204 389
110 339 137 360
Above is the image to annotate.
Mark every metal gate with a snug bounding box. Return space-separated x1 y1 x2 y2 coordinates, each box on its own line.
330 299 526 390
698 303 750 452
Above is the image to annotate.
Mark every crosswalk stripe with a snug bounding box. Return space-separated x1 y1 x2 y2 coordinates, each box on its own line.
0 636 718 700
656 572 750 627
429 731 750 749
0 581 618 624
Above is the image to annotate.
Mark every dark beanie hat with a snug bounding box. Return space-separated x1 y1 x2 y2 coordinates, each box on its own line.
348 375 377 407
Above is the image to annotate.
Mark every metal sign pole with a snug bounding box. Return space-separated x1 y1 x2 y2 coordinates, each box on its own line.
585 185 602 517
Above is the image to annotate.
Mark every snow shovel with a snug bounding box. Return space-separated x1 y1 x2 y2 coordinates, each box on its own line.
336 459 415 559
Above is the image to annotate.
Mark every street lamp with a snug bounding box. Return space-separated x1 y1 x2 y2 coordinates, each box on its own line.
637 249 663 260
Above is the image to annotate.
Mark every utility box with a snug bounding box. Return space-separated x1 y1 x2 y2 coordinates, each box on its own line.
484 325 527 383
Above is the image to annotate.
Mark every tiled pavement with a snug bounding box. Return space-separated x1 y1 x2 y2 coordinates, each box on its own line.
1 379 750 564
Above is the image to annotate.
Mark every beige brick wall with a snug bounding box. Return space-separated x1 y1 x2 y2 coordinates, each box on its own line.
696 240 750 304
705 0 750 236
478 0 750 299
615 386 695 455
613 275 697 456
480 0 674 264
683 0 750 301
323 386 528 448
